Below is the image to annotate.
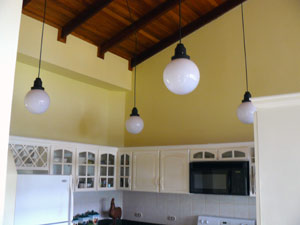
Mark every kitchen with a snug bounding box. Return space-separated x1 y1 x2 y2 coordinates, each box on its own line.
1 0 300 224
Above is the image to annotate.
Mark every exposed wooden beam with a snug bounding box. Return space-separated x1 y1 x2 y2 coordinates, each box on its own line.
131 0 247 68
22 0 32 9
58 0 114 42
98 0 182 58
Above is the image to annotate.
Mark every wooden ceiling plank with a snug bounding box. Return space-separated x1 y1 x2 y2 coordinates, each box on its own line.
131 0 247 68
58 0 115 42
22 0 32 9
99 0 182 57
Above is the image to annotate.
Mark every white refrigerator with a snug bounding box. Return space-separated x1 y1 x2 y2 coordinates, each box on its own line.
14 175 73 225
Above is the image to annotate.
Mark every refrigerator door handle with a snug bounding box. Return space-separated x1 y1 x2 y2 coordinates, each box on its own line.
68 176 74 225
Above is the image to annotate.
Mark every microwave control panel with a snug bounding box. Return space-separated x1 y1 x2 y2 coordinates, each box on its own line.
197 216 255 225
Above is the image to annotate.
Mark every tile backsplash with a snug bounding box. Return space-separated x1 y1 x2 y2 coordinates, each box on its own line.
122 191 256 225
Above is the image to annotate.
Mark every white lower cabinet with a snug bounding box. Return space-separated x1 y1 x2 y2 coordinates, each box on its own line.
132 151 159 192
160 149 189 194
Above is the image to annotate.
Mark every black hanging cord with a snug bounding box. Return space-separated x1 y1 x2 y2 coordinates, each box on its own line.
126 0 138 108
38 0 47 78
179 0 182 43
241 3 249 92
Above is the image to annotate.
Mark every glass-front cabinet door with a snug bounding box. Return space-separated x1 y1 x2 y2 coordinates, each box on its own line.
50 146 75 175
190 149 218 161
119 152 131 190
99 150 116 190
76 148 97 191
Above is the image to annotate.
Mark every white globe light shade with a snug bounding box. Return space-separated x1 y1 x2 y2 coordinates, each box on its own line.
237 101 256 124
126 116 144 134
163 58 200 95
24 89 50 114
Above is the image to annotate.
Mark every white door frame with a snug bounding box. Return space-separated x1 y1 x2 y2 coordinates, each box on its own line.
0 0 23 224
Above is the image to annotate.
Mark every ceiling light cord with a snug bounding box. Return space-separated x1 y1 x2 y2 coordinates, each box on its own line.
126 0 138 108
179 0 182 43
241 3 249 92
38 0 47 78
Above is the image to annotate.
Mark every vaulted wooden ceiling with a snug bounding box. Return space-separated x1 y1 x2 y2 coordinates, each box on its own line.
22 0 246 70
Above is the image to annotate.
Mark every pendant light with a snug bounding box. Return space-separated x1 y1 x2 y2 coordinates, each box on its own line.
125 0 144 134
237 3 256 124
163 0 200 95
24 0 50 114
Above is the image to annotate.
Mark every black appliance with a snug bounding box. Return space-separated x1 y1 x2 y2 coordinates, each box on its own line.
190 161 249 195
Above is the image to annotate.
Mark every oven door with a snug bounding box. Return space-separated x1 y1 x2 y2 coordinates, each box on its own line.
190 162 231 195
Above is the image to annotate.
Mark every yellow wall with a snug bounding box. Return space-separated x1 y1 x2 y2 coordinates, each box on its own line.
10 61 126 146
125 0 300 146
18 15 131 91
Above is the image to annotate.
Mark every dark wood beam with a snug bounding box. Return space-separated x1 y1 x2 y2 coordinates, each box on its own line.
22 0 32 9
57 0 114 42
131 0 247 68
98 0 181 58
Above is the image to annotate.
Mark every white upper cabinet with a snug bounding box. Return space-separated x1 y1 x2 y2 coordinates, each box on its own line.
50 145 75 176
118 151 132 190
98 147 117 190
160 149 189 194
190 149 218 161
9 137 50 171
75 147 98 192
132 151 159 192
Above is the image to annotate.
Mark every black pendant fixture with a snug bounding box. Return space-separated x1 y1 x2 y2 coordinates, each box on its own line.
163 0 200 95
24 0 50 114
236 3 256 124
125 0 144 134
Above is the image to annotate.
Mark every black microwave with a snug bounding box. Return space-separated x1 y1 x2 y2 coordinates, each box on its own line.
190 161 249 196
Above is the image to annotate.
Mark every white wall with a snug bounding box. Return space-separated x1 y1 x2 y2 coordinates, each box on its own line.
253 93 300 225
3 152 17 225
0 0 22 223
122 192 256 225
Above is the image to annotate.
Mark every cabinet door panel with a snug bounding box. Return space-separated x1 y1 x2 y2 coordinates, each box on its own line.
160 150 189 193
132 151 159 192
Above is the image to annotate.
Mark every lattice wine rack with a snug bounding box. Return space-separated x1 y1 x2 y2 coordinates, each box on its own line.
9 143 49 170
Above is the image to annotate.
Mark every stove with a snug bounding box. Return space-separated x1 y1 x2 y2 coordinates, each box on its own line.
197 216 255 225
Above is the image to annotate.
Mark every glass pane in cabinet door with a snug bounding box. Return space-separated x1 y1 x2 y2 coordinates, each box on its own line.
64 150 72 163
108 167 114 176
87 178 94 188
63 165 72 175
234 151 246 158
101 154 107 165
100 178 106 188
78 178 86 189
222 151 232 158
53 150 63 163
120 167 124 176
79 152 87 164
79 166 86 176
53 164 62 175
87 166 95 176
125 178 129 188
120 178 124 188
125 154 130 165
100 167 107 176
120 155 124 165
194 152 203 159
88 153 95 164
38 146 48 161
36 158 45 167
108 154 115 165
108 178 114 188
205 152 215 158
125 167 129 176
